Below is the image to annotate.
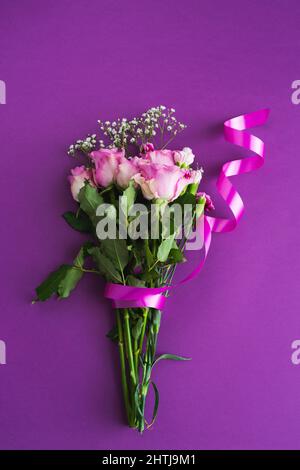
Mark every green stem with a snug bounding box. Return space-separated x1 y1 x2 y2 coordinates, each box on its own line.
133 336 138 377
115 309 131 426
123 308 138 427
148 260 159 272
138 308 148 359
137 309 161 433
73 266 100 274
138 333 152 433
123 309 137 387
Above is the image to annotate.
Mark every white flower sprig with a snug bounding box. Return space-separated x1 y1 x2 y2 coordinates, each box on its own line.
97 106 187 151
68 134 97 156
68 106 187 157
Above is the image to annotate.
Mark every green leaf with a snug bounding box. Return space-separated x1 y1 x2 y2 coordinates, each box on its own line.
62 210 93 233
134 384 144 419
126 275 145 287
57 267 83 298
101 238 129 272
99 185 113 196
131 244 142 270
106 325 119 343
73 241 94 268
35 264 71 301
167 247 185 264
153 353 191 367
186 182 199 196
120 181 136 213
151 309 161 335
57 242 95 298
144 239 154 268
147 381 159 428
195 198 205 219
35 242 96 302
88 246 122 283
157 234 176 262
140 269 160 283
174 191 196 208
132 317 144 340
78 183 104 223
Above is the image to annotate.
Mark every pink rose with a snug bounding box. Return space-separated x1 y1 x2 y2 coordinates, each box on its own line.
90 148 139 188
144 149 175 166
196 192 215 211
133 160 202 202
173 147 195 166
144 147 196 167
189 168 203 185
141 142 155 153
90 148 123 187
68 166 94 201
116 156 139 188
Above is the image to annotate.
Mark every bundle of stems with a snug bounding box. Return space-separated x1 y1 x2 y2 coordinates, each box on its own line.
116 306 161 432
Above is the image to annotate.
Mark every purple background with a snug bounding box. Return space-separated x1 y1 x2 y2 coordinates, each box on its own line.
1 0 300 450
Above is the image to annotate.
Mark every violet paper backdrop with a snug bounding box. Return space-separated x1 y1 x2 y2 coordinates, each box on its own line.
0 0 300 450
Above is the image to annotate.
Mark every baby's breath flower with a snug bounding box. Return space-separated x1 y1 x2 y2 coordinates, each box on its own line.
68 133 97 156
93 105 187 152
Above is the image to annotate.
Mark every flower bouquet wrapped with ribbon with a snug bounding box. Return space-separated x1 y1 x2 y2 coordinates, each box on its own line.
34 106 269 432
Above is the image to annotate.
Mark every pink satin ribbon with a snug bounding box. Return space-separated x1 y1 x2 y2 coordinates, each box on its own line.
104 109 270 310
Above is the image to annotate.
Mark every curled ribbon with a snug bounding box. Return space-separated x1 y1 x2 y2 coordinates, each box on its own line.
104 108 270 310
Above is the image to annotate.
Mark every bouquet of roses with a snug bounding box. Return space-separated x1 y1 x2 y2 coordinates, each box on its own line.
34 105 269 432
34 106 209 432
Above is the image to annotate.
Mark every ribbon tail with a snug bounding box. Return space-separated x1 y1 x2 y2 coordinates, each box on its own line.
207 108 270 233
